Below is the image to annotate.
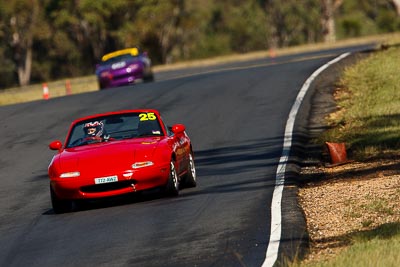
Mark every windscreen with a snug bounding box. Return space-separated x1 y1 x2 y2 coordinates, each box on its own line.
66 112 162 148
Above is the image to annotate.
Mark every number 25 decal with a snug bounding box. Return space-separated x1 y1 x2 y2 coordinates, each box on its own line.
139 112 157 121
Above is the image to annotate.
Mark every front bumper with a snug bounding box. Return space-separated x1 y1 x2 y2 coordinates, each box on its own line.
98 67 144 89
50 163 170 200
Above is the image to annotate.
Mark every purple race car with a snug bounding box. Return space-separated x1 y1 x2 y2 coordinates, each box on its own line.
96 47 154 89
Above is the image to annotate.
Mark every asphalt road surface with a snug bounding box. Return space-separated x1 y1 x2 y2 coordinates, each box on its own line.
0 44 374 267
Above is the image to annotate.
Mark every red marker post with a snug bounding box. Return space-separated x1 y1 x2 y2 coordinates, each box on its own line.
42 83 49 100
268 48 276 58
65 80 72 95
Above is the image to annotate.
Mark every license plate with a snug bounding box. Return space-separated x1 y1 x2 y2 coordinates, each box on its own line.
94 175 118 184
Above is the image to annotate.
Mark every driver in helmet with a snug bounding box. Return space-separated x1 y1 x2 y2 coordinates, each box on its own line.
84 121 104 138
70 120 108 147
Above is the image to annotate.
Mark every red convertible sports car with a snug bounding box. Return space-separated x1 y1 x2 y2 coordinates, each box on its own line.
48 109 196 213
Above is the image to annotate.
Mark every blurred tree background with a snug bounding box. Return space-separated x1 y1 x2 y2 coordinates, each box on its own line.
0 0 399 88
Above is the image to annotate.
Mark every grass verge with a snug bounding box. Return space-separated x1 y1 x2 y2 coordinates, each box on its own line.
0 76 99 106
295 45 400 266
299 223 400 267
321 46 400 160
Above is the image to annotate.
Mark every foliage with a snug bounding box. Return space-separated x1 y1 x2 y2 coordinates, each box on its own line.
264 0 323 46
0 0 400 88
336 0 400 38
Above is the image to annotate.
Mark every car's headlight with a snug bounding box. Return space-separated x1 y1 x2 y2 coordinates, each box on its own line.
100 71 110 78
60 172 80 178
126 64 139 73
132 161 154 169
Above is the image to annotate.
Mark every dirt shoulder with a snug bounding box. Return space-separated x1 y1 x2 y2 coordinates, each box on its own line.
298 158 400 263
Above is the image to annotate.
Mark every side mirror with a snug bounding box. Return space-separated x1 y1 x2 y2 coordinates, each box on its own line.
171 124 185 134
49 140 63 151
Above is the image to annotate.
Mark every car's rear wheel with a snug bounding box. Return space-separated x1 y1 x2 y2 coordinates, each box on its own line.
165 161 179 196
50 186 76 214
183 153 197 188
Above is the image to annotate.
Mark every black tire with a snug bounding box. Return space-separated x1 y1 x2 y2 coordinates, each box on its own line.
165 161 179 196
143 72 154 82
50 186 76 214
183 153 197 188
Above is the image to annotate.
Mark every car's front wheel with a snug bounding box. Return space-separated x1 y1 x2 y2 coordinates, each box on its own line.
98 81 105 90
50 186 76 214
165 161 179 196
143 71 154 82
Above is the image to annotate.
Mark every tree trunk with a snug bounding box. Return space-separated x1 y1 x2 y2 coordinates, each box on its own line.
321 0 342 43
18 47 32 86
321 0 335 42
10 1 39 86
392 0 400 15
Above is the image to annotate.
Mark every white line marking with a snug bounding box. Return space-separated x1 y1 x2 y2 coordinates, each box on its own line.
262 52 351 267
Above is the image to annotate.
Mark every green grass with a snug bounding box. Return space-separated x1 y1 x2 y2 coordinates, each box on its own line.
362 199 395 215
321 46 400 159
299 223 400 267
290 222 400 267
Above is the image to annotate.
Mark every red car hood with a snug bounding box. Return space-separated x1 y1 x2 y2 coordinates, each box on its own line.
55 138 163 176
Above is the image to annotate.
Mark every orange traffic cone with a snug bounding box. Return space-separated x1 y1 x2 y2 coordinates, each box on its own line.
65 80 72 95
325 142 348 165
268 48 276 58
42 83 49 100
